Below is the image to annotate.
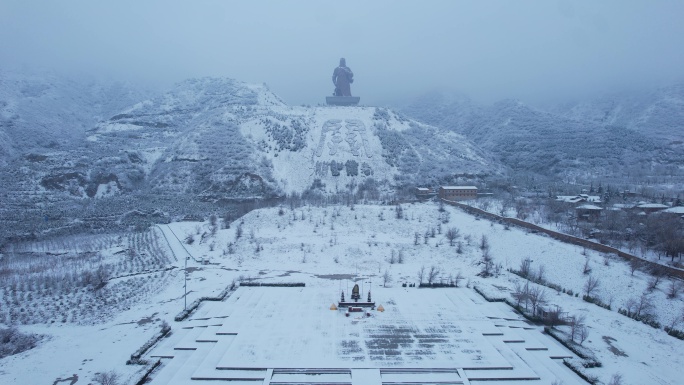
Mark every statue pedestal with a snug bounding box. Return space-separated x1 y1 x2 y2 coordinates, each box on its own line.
326 96 360 106
338 301 375 308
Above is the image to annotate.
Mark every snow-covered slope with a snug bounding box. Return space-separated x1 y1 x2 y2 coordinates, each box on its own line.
0 69 147 161
552 83 684 143
88 77 498 199
0 74 499 242
396 89 682 179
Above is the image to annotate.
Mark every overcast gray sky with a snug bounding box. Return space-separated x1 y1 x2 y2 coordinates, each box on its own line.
2 0 684 105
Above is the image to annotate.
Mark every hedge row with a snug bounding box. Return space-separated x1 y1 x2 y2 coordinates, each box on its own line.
617 308 661 329
133 359 162 385
582 295 611 310
544 327 601 367
472 285 506 302
418 282 460 288
127 322 171 365
563 358 600 385
238 282 306 287
174 283 237 322
665 326 684 340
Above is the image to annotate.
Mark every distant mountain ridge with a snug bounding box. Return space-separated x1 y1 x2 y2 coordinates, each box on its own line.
396 85 684 179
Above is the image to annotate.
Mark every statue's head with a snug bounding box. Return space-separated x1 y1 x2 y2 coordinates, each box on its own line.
339 58 346 66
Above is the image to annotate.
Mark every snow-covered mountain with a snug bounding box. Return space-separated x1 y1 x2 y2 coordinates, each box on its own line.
396 89 683 179
0 74 499 242
0 69 148 163
551 83 684 143
57 77 496 200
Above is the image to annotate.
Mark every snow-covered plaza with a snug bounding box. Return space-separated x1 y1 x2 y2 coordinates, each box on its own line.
148 286 584 384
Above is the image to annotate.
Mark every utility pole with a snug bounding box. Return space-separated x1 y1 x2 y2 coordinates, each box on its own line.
184 256 188 310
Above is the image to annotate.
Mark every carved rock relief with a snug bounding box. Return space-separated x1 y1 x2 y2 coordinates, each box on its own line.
315 119 372 159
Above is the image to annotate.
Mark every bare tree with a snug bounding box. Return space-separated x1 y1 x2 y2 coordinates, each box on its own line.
93 371 120 385
569 314 587 342
629 258 642 276
582 257 591 275
480 249 494 277
519 258 532 278
445 227 460 246
536 264 546 283
395 204 403 219
512 281 530 309
647 266 666 291
578 325 590 345
479 234 489 251
382 270 392 288
453 271 464 287
417 265 425 284
624 291 655 319
546 305 564 328
427 265 441 284
528 286 547 316
93 265 110 289
667 280 681 299
397 249 405 264
235 223 243 240
499 196 512 217
607 373 623 385
515 198 528 220
583 275 600 297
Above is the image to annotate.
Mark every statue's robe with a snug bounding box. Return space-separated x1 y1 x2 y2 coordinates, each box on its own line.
332 66 354 96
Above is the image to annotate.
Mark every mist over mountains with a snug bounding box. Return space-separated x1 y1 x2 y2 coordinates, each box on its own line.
395 85 684 181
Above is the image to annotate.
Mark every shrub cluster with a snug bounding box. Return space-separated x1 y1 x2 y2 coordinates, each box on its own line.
617 308 661 329
664 326 684 340
582 295 611 310
238 282 305 287
126 321 171 365
0 327 42 359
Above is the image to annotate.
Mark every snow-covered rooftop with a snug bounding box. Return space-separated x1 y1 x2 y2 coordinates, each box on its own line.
575 204 603 210
440 186 478 190
663 206 684 214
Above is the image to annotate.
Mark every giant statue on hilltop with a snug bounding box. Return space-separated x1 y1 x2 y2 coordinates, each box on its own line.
332 58 354 96
326 57 360 106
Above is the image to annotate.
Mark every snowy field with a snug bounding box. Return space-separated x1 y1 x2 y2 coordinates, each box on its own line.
1 201 682 385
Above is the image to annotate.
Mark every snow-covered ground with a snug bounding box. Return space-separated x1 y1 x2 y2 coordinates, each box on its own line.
1 201 682 385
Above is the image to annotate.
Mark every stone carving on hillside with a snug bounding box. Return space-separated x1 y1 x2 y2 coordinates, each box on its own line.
315 119 372 158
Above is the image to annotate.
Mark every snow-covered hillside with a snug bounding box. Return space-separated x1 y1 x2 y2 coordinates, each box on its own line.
0 73 500 243
87 77 498 198
2 202 682 385
396 88 683 179
0 69 147 160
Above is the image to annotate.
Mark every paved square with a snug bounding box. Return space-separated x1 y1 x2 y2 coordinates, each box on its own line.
148 286 583 384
